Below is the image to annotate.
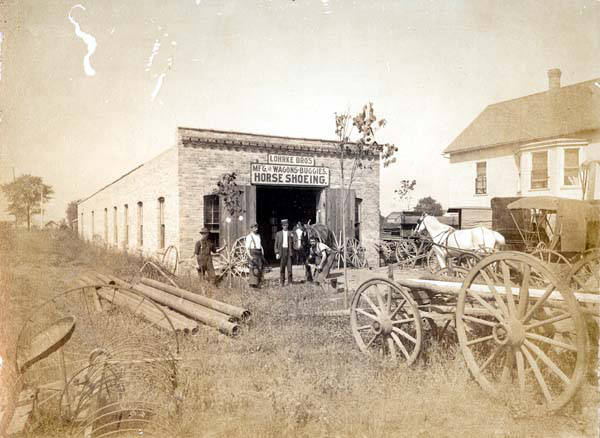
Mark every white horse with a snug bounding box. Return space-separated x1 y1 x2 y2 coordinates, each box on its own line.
415 213 506 269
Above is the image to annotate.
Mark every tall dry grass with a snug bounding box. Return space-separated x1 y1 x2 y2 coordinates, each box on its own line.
1 229 598 437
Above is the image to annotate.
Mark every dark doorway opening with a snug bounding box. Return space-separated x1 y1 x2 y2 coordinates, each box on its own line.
256 186 320 262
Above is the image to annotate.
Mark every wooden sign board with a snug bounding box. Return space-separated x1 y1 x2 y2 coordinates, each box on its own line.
267 153 315 166
250 163 330 187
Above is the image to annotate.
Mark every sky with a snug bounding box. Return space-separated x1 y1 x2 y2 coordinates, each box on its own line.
0 0 599 222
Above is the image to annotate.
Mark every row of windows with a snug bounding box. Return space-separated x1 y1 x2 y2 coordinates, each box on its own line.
81 198 166 249
474 148 580 195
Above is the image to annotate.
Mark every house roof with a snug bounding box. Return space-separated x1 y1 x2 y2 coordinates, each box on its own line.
444 78 600 155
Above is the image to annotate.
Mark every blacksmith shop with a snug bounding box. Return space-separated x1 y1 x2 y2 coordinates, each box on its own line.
77 128 381 266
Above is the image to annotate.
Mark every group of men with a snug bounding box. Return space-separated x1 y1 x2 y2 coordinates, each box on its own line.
194 218 336 289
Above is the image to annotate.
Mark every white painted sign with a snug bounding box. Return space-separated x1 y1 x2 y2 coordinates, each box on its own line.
251 163 330 187
267 153 315 166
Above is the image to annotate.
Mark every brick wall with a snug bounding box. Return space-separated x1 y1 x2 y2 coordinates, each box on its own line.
177 128 381 266
77 147 179 257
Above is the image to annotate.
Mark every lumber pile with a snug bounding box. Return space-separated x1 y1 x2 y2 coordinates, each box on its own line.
77 273 251 337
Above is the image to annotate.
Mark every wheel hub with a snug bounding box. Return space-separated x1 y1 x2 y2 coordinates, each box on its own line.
492 319 525 347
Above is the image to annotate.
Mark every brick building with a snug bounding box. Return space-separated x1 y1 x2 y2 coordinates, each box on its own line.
77 128 381 266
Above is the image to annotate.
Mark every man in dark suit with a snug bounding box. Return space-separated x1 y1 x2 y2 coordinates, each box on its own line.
274 219 294 286
293 221 313 282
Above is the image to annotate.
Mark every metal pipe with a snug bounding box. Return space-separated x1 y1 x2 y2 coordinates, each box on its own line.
110 276 239 336
140 277 251 321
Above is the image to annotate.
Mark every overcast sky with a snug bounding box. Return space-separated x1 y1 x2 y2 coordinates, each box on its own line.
1 0 599 221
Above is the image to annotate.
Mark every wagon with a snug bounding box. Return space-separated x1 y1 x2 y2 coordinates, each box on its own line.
500 196 600 266
349 250 598 411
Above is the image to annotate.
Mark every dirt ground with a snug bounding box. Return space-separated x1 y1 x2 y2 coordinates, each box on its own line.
1 230 598 437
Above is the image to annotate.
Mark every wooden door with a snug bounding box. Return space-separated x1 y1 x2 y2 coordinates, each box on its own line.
323 188 355 246
219 185 256 247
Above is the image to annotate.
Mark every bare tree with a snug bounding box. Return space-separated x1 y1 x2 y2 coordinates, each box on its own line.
335 103 397 307
394 179 416 210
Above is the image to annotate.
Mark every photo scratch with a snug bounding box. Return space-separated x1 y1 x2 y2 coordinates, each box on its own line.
151 57 173 102
146 39 161 71
68 5 97 76
0 31 3 81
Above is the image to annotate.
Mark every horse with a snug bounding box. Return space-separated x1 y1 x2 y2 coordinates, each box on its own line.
415 213 505 269
304 222 337 249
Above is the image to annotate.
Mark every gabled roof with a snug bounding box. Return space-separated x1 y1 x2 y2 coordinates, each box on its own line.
444 78 600 155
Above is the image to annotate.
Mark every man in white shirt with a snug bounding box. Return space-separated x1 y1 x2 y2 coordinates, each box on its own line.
245 223 264 288
309 236 335 286
274 219 294 287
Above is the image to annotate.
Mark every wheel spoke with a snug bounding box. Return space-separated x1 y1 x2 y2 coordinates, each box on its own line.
523 340 571 386
500 262 517 317
522 284 556 324
389 298 407 319
387 337 397 361
373 284 388 313
390 332 411 360
365 333 380 348
461 314 497 327
500 351 514 384
356 324 372 331
479 346 502 373
391 327 417 344
525 332 577 352
517 263 530 318
356 308 379 322
362 293 381 316
479 267 509 317
516 350 526 392
524 312 572 331
391 317 415 325
465 334 494 347
521 345 552 403
465 288 505 322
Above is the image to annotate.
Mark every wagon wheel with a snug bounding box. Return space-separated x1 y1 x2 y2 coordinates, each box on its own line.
436 266 469 279
350 278 423 365
531 248 572 268
456 252 587 411
375 241 395 265
347 238 367 268
457 252 483 271
426 248 441 273
396 239 418 267
216 238 249 280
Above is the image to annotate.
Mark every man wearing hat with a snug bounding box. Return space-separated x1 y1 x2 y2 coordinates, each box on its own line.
194 227 216 285
274 219 294 287
245 223 265 288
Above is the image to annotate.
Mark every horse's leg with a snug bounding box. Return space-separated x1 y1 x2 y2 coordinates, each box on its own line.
433 246 446 269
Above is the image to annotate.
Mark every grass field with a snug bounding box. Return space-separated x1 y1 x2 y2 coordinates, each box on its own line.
0 229 598 437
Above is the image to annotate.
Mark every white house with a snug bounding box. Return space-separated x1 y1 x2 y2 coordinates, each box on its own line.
444 69 600 207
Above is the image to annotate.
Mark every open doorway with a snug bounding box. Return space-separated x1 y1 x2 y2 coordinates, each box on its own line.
256 186 320 262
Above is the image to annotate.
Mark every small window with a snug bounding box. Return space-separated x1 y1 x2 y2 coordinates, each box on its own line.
475 162 487 194
158 197 165 249
104 208 108 242
355 198 362 241
113 207 118 245
137 202 143 247
564 149 579 186
203 195 220 246
531 151 548 189
124 204 129 249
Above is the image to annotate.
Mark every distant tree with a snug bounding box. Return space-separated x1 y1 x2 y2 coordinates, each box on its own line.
66 200 80 229
1 175 54 230
213 172 244 219
414 196 443 216
394 179 416 209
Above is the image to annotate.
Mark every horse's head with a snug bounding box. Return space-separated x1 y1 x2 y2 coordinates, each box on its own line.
414 213 428 235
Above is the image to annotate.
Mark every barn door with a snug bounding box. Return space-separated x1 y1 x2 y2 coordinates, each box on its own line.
219 185 256 247
323 188 355 246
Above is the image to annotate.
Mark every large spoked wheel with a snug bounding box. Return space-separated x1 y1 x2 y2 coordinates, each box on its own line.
531 248 572 269
395 239 418 267
350 278 423 365
456 252 587 411
347 238 368 268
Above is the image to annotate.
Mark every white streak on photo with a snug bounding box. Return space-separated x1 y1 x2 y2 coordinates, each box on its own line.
0 32 3 81
146 39 160 71
150 57 173 102
68 5 97 76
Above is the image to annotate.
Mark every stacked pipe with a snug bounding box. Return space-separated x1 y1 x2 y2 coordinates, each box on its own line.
77 273 199 334
83 273 249 337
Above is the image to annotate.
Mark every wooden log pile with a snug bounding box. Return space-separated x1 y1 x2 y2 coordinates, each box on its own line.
77 273 251 337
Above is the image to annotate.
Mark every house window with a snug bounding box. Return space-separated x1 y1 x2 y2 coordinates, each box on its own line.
158 197 165 249
124 204 129 249
531 151 548 189
137 202 143 247
475 162 487 194
203 195 220 246
113 207 118 245
564 148 579 186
